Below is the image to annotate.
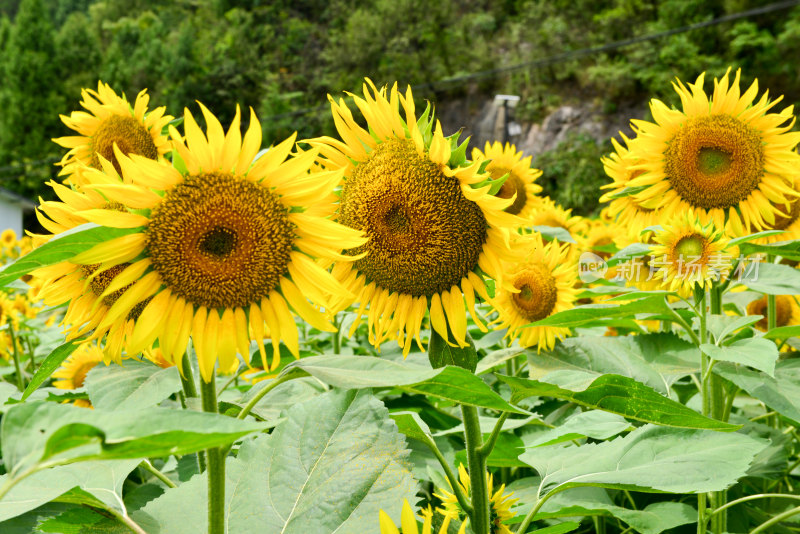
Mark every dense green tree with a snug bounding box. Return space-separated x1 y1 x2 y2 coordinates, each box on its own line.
0 0 64 198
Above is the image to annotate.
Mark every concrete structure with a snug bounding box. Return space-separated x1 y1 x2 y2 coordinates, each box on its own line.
0 188 36 236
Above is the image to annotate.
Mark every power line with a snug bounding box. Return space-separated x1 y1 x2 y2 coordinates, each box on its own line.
262 0 800 122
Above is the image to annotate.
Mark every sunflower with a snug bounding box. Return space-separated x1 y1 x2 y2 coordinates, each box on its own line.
757 175 800 243
650 212 734 296
599 135 666 235
1 228 16 248
529 197 585 237
379 500 465 534
491 234 578 351
747 295 800 331
53 82 173 185
435 465 517 534
32 175 145 359
471 141 543 219
311 80 519 353
64 104 364 382
628 68 800 236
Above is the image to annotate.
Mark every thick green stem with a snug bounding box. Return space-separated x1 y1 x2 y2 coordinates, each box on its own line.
8 322 24 391
180 352 199 399
200 371 225 534
462 405 489 534
708 285 727 534
707 493 800 518
179 352 205 473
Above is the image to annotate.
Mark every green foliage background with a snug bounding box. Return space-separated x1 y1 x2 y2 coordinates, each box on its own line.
1 0 799 211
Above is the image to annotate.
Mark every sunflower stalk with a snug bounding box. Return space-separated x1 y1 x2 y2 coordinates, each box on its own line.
8 322 25 391
179 351 206 473
200 370 226 534
461 404 490 534
708 284 728 534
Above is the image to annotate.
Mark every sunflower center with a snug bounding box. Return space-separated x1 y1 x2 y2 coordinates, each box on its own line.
511 263 558 322
341 138 488 297
748 295 793 330
146 172 294 309
665 114 764 210
199 227 237 258
697 147 733 175
674 234 706 259
492 168 527 215
91 115 159 174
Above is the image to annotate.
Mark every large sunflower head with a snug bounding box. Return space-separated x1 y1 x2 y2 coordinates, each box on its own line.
311 80 520 353
379 500 464 534
434 465 517 534
627 68 800 236
471 141 543 219
599 135 666 235
491 233 578 351
47 104 365 382
53 82 174 185
650 211 734 296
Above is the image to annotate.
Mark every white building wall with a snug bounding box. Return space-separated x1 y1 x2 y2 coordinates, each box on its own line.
0 197 24 237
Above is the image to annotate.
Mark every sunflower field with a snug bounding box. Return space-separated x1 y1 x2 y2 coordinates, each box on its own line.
0 64 799 534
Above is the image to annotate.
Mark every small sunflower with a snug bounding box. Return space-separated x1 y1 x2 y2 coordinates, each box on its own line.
650 212 734 296
757 177 800 243
472 141 543 219
491 234 578 351
311 80 519 353
53 342 105 407
1 229 16 248
379 500 465 534
435 465 517 534
747 295 800 331
66 104 365 382
628 68 800 236
599 135 665 235
32 177 145 358
53 82 173 184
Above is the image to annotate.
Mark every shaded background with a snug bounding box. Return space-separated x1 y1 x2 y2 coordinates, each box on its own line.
1 0 799 220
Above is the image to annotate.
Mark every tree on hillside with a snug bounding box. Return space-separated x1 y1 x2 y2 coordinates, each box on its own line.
0 0 64 199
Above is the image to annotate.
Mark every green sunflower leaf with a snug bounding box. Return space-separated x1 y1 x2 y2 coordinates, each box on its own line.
497 373 736 430
519 424 766 495
84 359 182 410
763 324 800 339
0 224 141 288
0 459 140 522
19 340 82 401
700 338 779 377
133 389 416 534
713 360 800 425
524 333 699 395
0 401 265 475
737 238 800 261
737 262 800 294
522 295 673 328
281 355 526 413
